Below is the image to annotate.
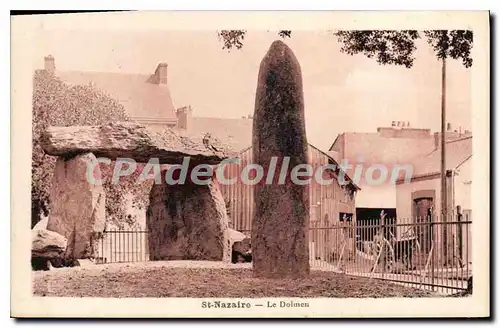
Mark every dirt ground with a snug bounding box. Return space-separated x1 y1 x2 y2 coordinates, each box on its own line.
32 261 438 298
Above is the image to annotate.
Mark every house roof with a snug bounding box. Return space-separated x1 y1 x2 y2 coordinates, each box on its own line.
308 144 360 191
330 129 474 185
411 136 472 178
184 116 254 152
328 133 342 152
53 70 177 123
332 131 436 165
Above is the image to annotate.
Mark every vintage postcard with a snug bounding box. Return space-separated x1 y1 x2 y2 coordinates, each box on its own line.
11 11 490 318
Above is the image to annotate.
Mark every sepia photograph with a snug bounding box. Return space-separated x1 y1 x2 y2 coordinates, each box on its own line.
10 11 490 318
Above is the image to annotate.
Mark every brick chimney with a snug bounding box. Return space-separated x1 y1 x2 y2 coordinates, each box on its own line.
44 55 55 74
176 106 193 130
154 63 168 85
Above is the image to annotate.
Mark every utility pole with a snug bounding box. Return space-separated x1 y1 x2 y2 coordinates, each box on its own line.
440 56 448 265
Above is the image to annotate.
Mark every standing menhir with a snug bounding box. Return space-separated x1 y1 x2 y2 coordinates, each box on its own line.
252 40 310 278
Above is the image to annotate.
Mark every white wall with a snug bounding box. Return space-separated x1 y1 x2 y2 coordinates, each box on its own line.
453 158 472 212
356 183 397 209
396 158 472 223
396 178 440 223
452 158 472 265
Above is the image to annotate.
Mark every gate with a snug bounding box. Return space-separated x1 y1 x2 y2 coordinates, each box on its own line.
96 230 149 264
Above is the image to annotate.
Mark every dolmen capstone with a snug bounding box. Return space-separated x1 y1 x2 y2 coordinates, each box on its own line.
252 40 310 278
41 122 237 263
41 121 234 165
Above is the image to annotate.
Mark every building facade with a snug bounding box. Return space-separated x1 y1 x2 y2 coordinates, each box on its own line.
329 121 472 226
395 136 472 220
395 136 472 263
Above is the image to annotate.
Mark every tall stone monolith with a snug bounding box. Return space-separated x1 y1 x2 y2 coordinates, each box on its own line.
252 40 310 278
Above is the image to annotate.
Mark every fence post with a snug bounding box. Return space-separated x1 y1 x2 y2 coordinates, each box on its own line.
457 205 463 265
380 213 386 277
101 229 105 264
430 214 435 292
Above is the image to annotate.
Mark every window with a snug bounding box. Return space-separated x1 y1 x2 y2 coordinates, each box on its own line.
339 213 353 222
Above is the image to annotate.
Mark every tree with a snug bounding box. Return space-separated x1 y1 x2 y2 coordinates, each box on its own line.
217 30 248 50
216 30 291 51
334 30 420 68
32 70 151 229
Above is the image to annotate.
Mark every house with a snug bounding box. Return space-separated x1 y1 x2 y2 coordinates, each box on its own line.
39 55 182 242
395 135 472 219
395 136 472 262
41 55 178 129
329 121 472 224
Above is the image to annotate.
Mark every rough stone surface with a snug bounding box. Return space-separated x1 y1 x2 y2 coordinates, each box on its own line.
252 40 310 278
32 228 68 259
32 228 68 271
47 153 106 259
229 229 252 263
41 122 237 165
74 259 94 267
33 217 48 231
228 228 246 242
232 239 251 255
147 170 230 262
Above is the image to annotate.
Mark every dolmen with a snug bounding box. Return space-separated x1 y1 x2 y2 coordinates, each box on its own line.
39 121 238 266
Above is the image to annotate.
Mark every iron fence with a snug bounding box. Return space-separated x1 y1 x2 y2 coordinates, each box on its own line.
309 215 472 295
95 215 471 295
96 229 149 264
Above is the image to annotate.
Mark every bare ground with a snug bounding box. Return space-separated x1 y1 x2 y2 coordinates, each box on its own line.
32 261 439 298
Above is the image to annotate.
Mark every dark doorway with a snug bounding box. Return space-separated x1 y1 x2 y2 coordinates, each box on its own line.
414 198 433 253
356 207 396 222
355 207 396 242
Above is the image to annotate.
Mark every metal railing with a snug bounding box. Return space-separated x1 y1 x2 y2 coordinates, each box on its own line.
96 229 149 264
95 215 471 295
309 215 472 295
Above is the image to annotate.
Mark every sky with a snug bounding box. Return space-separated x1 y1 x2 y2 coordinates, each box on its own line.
34 28 472 150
